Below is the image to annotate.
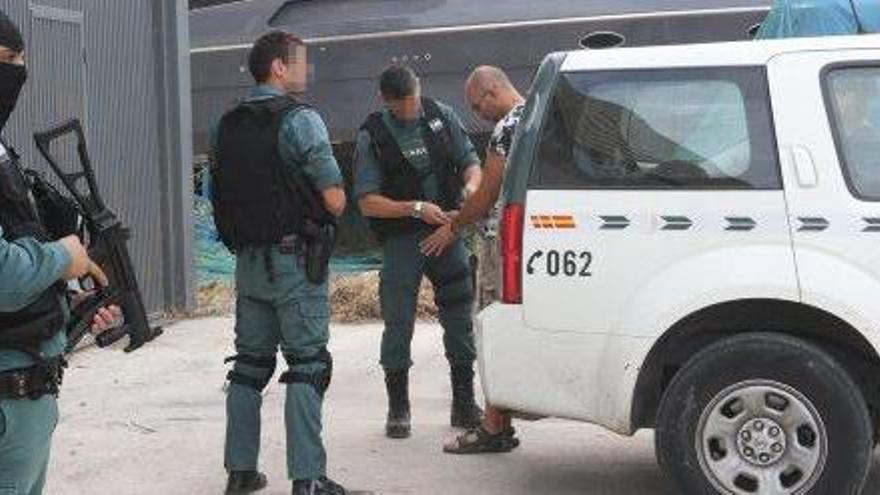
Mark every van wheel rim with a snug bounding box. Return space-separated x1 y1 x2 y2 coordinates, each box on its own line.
695 380 827 495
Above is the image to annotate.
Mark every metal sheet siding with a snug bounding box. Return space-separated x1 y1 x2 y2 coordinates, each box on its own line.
82 0 166 314
0 0 194 315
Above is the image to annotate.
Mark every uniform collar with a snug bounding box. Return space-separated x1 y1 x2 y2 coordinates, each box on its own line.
247 84 286 102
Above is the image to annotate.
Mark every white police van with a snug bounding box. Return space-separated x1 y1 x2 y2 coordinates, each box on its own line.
477 35 880 494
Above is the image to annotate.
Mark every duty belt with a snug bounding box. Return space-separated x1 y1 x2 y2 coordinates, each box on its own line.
0 357 66 400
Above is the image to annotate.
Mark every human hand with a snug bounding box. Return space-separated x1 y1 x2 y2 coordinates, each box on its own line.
59 236 108 286
70 292 124 335
90 305 123 335
420 202 451 226
420 224 457 257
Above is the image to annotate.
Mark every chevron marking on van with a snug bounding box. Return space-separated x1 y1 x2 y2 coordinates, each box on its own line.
600 215 630 230
864 218 880 233
661 216 693 231
798 217 829 232
725 217 757 232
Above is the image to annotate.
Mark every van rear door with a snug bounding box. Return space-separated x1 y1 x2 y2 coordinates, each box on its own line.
768 49 880 330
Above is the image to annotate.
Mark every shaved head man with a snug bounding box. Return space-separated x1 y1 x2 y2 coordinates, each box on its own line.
421 66 526 454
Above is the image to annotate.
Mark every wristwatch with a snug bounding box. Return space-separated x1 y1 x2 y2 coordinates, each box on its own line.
412 201 424 219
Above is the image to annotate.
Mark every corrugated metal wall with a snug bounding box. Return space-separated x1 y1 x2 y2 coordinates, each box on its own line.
0 0 194 315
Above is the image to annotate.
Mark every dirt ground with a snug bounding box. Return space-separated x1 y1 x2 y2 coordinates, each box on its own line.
48 318 880 495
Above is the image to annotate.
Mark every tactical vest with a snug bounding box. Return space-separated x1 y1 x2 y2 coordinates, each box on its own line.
0 138 67 350
361 97 463 241
212 95 313 251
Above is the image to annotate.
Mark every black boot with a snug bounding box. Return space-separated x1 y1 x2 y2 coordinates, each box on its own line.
292 476 347 495
450 365 483 429
384 369 411 439
226 471 268 494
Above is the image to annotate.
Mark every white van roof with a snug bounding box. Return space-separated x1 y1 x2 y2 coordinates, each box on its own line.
561 33 880 71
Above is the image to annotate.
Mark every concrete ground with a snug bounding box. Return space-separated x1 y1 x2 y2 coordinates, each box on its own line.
48 318 880 494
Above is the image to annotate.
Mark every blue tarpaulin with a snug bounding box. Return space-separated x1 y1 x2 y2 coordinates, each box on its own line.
756 0 880 38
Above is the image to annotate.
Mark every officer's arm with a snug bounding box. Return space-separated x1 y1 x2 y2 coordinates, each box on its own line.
353 129 416 219
283 109 347 217
0 231 71 312
359 193 418 219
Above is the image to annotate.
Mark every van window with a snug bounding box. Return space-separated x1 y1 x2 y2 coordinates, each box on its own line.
503 53 564 204
826 66 880 201
531 67 781 189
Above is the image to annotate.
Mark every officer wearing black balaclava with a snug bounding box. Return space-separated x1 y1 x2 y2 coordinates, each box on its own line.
0 8 26 132
0 10 121 493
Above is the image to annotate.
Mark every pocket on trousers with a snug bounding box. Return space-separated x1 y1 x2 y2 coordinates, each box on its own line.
296 298 330 341
298 298 330 319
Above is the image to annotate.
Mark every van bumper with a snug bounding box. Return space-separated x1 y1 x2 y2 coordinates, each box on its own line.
476 303 651 435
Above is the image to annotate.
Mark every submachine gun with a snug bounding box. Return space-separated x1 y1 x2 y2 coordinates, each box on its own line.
31 119 163 353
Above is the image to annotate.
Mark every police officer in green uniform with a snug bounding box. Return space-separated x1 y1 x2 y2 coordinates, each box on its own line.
211 31 348 495
355 65 483 439
0 11 121 494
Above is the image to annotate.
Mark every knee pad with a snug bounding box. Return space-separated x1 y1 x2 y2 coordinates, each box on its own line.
224 354 277 391
279 348 333 396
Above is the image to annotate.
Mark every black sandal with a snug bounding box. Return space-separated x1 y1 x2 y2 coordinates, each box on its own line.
443 426 520 455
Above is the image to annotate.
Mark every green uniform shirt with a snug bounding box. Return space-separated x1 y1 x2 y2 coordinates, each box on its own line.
0 226 70 372
354 100 480 200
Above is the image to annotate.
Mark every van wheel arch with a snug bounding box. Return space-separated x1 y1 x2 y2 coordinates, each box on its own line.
631 299 880 440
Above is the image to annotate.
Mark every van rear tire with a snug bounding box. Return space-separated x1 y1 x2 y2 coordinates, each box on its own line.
655 332 872 495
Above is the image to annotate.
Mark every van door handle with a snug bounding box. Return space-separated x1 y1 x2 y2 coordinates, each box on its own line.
790 146 818 188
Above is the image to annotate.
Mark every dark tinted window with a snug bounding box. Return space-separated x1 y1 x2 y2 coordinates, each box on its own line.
531 67 781 189
826 67 880 201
